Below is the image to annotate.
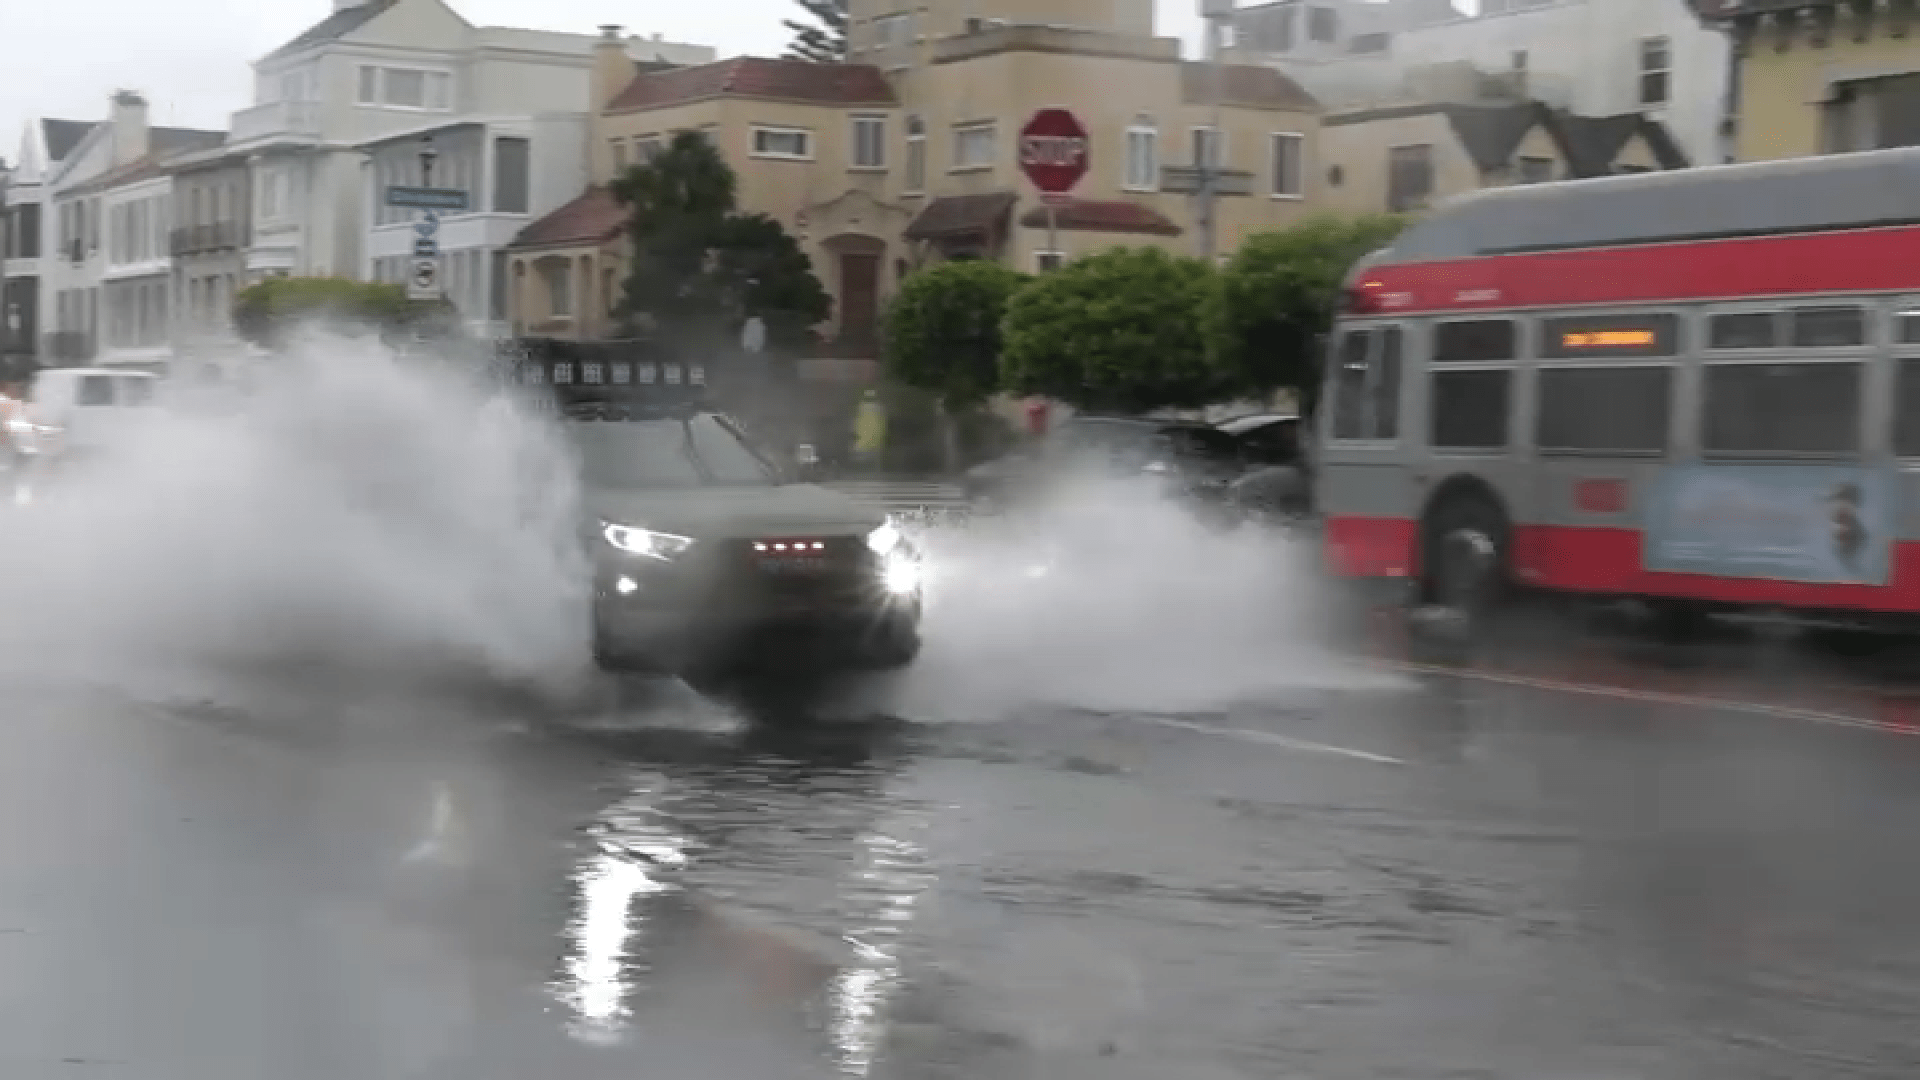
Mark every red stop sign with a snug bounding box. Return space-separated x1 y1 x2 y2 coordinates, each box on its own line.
1018 108 1089 197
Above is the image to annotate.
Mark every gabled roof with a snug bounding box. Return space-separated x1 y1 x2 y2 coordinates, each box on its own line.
262 0 398 63
63 128 227 196
1326 100 1687 178
41 119 93 162
607 56 897 113
508 186 627 250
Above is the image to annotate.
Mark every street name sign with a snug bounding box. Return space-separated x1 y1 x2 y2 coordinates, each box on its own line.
386 186 469 211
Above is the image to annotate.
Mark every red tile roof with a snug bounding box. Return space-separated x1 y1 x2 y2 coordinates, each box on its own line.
1018 198 1182 237
608 57 898 113
508 186 627 250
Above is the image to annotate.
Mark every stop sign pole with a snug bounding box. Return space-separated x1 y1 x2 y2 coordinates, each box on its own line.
1018 108 1090 267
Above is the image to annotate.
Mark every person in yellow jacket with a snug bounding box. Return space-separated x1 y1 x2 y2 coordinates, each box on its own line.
851 388 886 470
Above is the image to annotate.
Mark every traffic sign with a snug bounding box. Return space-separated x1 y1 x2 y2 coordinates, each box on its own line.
413 237 439 258
413 212 439 237
1018 108 1090 197
408 257 440 300
386 186 468 211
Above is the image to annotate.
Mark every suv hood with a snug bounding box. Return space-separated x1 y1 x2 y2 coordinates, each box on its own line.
585 483 887 539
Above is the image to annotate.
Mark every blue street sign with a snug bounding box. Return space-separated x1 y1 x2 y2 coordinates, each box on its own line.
413 212 439 237
385 186 468 211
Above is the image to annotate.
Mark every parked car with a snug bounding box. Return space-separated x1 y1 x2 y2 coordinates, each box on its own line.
962 415 1248 513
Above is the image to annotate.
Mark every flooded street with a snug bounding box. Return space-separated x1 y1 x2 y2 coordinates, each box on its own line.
6 612 1920 1080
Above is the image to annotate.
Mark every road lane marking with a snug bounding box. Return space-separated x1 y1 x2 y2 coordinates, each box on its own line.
1133 715 1409 765
1383 659 1920 737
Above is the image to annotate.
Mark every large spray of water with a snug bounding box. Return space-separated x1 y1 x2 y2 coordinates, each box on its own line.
0 329 594 701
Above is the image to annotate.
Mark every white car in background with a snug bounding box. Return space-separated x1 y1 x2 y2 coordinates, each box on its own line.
18 368 159 462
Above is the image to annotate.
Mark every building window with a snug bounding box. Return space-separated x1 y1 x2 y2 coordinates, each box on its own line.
1241 5 1296 52
493 138 530 214
1349 32 1390 54
851 115 887 169
1035 251 1065 273
1638 37 1670 107
1270 132 1304 197
611 139 629 171
953 122 996 170
751 126 813 160
1387 144 1433 212
635 135 663 163
1125 118 1158 191
904 115 926 192
1191 126 1223 169
540 259 572 318
872 12 916 48
1517 156 1554 183
1308 6 1338 42
356 66 452 111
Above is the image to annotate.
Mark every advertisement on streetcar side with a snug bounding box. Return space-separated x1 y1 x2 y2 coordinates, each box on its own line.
1644 465 1898 587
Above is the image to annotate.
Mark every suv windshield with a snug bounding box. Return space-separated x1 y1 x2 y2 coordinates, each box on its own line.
568 415 777 490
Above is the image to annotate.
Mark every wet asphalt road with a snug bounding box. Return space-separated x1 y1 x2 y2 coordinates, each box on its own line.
7 612 1920 1079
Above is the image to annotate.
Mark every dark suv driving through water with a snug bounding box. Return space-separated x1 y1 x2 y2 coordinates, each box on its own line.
507 339 924 677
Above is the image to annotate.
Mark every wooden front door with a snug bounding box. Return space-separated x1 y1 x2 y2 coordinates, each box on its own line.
838 253 880 347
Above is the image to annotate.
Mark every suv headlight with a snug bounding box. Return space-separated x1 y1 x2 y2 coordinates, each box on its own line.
602 523 695 561
865 521 904 556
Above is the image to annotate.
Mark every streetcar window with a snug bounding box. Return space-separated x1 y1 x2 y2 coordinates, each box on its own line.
1894 359 1920 457
1540 312 1679 358
1703 362 1861 456
1329 326 1400 440
1431 318 1516 363
1430 369 1510 450
1536 367 1671 453
1708 311 1777 349
1897 310 1920 345
1790 305 1866 348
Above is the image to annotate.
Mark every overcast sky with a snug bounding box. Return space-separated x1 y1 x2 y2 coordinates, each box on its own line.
0 0 1231 153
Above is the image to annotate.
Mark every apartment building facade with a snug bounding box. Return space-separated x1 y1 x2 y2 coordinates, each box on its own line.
507 0 1322 375
2 118 94 373
1235 0 1731 166
360 113 588 339
1696 0 1920 162
228 0 711 287
38 93 223 368
166 149 252 351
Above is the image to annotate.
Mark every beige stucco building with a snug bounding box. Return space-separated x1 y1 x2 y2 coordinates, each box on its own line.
1317 99 1689 214
507 0 1324 374
1696 0 1920 162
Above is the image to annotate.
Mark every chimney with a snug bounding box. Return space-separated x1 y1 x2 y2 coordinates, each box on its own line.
593 25 637 110
110 90 149 166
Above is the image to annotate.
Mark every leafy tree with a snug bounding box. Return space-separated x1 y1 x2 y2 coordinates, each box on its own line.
1201 213 1407 412
611 131 830 349
1001 247 1219 414
783 0 848 63
882 259 1028 412
232 276 455 348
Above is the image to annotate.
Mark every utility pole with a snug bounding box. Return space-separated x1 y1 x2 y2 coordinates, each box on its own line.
1196 0 1234 264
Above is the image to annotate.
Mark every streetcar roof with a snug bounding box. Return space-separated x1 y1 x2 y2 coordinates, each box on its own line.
1382 146 1920 265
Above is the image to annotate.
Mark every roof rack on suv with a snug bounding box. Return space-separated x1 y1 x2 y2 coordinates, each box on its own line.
499 336 712 414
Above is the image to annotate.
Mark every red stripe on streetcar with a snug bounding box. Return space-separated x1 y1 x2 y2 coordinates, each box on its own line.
1360 224 1920 314
1324 515 1920 614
